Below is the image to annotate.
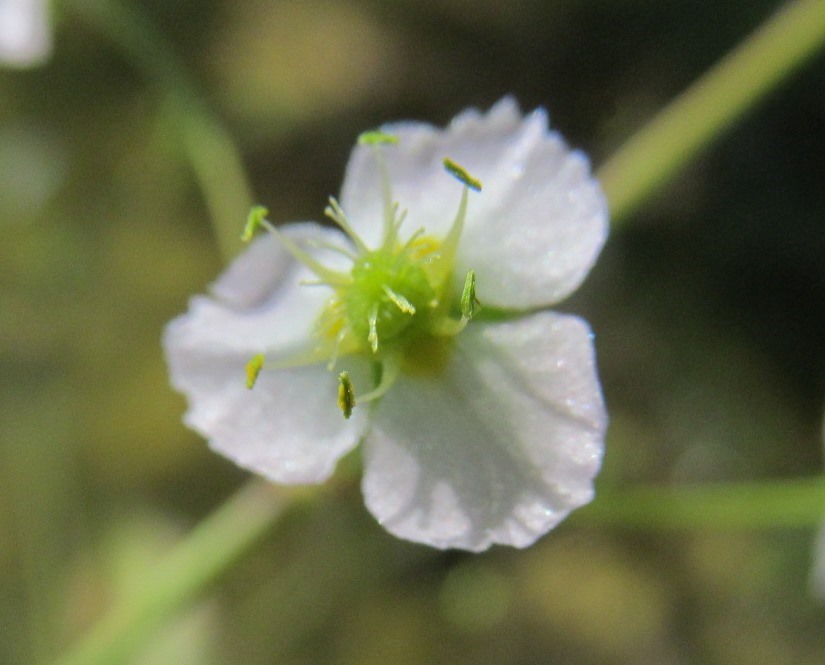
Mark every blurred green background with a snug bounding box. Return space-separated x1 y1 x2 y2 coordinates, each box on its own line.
1 1 824 664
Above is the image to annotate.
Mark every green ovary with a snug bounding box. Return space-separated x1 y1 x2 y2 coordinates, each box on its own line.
343 250 438 351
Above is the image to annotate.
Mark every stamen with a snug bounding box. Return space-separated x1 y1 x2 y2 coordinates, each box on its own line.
242 206 269 242
382 285 416 314
247 345 342 377
436 186 468 278
243 206 350 286
431 159 482 285
324 197 370 255
429 271 481 337
245 353 265 389
305 238 357 261
382 205 410 256
460 269 482 320
443 158 482 192
369 146 397 250
368 303 380 353
326 328 349 371
357 131 401 251
355 354 401 404
398 227 426 254
394 206 408 233
357 130 399 146
430 316 468 337
337 371 356 419
271 224 350 286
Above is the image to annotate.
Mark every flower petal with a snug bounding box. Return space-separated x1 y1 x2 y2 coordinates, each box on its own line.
341 98 521 246
176 224 347 359
340 97 608 308
163 224 369 484
362 311 607 550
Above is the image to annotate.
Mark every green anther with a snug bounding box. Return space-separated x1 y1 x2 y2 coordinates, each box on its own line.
245 353 265 389
460 270 482 320
358 130 399 146
337 371 356 419
242 206 269 242
443 158 482 192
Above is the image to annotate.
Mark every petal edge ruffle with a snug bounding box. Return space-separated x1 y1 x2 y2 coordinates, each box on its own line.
339 97 608 309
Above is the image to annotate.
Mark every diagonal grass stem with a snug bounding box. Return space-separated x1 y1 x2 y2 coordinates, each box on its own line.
598 0 825 224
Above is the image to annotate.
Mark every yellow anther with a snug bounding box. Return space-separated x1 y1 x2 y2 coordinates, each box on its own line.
358 130 399 146
242 206 269 242
337 371 356 419
245 353 265 389
443 158 482 192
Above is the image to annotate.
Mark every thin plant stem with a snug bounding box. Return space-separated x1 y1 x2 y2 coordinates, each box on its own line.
47 481 301 665
581 476 825 529
598 0 825 224
66 0 253 261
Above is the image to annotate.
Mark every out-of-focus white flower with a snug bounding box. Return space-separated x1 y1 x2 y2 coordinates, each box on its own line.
0 0 51 67
164 98 609 551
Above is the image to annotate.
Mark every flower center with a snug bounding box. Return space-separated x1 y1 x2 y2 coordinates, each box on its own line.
343 247 437 352
241 132 482 418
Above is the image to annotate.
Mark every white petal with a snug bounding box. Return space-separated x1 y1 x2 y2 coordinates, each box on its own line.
164 223 369 484
0 0 51 67
340 98 521 246
362 311 606 550
176 224 348 359
339 97 608 308
453 127 607 309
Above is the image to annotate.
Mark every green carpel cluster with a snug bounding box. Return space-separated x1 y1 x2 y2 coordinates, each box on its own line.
343 248 438 353
240 134 484 419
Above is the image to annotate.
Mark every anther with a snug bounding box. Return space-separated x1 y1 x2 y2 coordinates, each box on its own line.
245 353 265 389
443 158 482 192
337 371 356 419
358 130 399 146
242 206 269 242
460 269 482 320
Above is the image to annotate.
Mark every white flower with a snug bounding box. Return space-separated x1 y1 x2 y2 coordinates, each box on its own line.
164 98 609 551
0 0 51 67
